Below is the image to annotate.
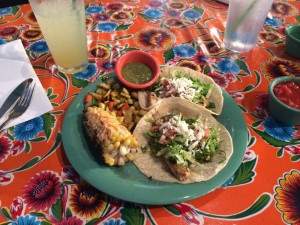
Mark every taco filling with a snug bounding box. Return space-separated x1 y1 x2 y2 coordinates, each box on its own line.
145 112 223 181
133 98 233 184
155 73 214 108
138 66 224 115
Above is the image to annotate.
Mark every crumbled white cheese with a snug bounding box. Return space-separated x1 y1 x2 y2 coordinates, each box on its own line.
159 77 200 101
159 121 173 134
159 114 206 150
189 140 199 151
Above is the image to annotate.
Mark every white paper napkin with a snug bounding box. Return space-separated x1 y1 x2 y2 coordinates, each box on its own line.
0 39 53 130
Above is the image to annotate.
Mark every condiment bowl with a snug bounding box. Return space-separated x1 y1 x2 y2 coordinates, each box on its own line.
268 76 300 126
285 24 300 59
116 50 160 89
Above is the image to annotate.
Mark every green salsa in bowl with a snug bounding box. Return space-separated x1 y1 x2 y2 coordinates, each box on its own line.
116 50 160 89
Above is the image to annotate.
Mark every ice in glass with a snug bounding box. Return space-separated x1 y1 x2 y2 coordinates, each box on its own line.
224 0 274 52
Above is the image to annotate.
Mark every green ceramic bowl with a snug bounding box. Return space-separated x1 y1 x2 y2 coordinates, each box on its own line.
268 76 300 126
285 24 300 58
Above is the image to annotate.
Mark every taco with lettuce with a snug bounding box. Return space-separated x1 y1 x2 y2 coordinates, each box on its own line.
132 98 233 183
138 66 224 115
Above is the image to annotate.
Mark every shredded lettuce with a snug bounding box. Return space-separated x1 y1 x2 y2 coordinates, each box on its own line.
145 112 224 167
194 127 221 163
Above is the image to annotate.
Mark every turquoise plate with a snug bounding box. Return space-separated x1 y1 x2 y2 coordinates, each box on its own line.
62 75 248 205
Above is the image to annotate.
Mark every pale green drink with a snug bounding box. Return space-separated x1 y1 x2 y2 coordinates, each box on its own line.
28 0 88 73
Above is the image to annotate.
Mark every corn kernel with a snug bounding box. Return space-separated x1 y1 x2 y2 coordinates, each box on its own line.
122 133 130 140
103 154 115 166
131 138 138 148
116 117 124 123
127 153 134 161
98 102 106 109
116 135 123 142
123 138 131 146
120 145 127 156
107 144 114 151
114 141 120 148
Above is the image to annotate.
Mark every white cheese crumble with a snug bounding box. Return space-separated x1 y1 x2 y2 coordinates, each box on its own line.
159 114 207 151
159 77 200 101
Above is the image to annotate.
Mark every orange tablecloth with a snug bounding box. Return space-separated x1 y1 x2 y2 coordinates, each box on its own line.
1 0 300 224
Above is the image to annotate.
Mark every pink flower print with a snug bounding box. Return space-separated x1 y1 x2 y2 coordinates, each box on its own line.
10 140 25 156
10 197 24 219
174 203 204 225
0 171 14 186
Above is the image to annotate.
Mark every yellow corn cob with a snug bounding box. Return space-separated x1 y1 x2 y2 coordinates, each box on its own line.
83 107 138 166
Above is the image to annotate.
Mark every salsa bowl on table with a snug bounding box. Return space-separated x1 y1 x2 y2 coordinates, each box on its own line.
116 50 160 89
268 76 300 125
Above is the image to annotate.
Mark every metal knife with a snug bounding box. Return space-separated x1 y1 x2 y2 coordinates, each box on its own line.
0 78 33 119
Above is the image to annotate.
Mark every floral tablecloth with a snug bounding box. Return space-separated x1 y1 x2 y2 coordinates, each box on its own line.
0 0 300 224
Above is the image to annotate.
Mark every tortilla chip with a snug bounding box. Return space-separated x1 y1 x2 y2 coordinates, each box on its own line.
133 98 233 184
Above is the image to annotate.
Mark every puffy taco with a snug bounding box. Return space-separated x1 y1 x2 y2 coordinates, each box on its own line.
138 66 224 115
132 98 233 183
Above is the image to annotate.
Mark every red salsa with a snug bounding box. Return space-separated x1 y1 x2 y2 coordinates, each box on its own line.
273 81 300 110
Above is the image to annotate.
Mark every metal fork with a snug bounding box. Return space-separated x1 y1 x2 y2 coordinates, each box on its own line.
0 82 36 130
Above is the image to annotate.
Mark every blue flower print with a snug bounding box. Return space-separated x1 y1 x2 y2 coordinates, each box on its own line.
0 7 13 16
12 215 41 225
97 22 119 32
221 175 235 188
263 117 295 142
216 58 240 74
173 44 196 58
104 219 126 225
73 63 97 80
144 9 163 19
183 9 202 20
0 38 6 45
29 41 49 54
14 117 44 141
86 6 104 14
265 17 282 27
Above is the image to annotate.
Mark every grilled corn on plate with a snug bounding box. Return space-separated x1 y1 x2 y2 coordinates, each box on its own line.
83 106 138 166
